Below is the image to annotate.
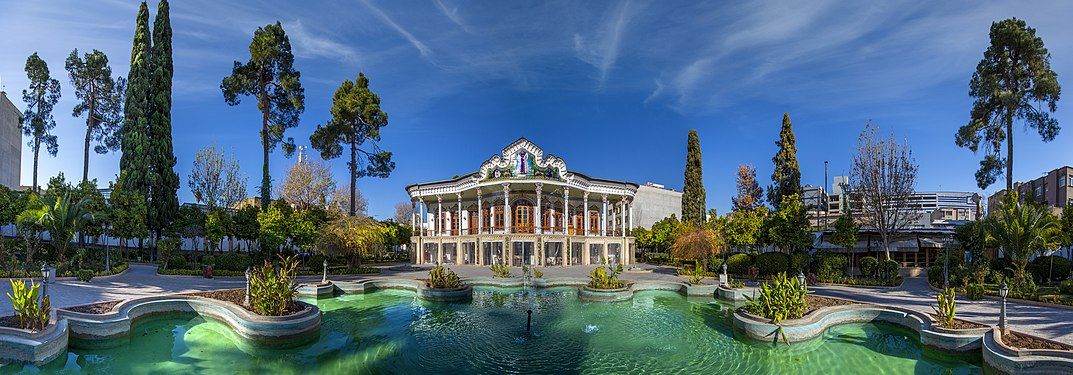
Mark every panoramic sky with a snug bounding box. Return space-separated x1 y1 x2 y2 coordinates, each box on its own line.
1 1 1072 219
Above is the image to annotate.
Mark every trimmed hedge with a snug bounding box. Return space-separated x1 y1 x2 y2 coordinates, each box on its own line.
790 253 809 274
812 251 846 281
754 252 790 277
1029 255 1071 282
879 259 900 280
725 253 753 276
216 253 252 271
858 257 878 278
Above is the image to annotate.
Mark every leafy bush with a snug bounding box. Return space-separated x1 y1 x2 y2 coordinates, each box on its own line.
588 264 625 289
813 251 847 282
686 261 705 285
933 287 957 328
965 284 986 300
1029 255 1072 283
77 269 93 282
216 253 251 271
727 280 746 289
201 255 216 267
428 266 463 289
491 263 512 278
754 252 791 277
879 259 900 280
745 272 808 325
858 257 879 278
168 255 187 270
534 269 543 278
1009 276 1038 299
991 257 1015 279
249 255 300 316
1060 280 1073 295
790 253 809 274
158 237 180 266
725 253 753 276
6 279 50 331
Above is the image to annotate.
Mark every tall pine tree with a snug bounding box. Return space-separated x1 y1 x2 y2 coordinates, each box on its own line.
21 53 62 193
119 2 152 198
768 112 802 207
681 129 706 225
148 0 179 238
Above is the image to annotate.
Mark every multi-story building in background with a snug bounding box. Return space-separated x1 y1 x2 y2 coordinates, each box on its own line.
632 182 682 229
987 166 1073 216
0 90 22 190
804 176 981 230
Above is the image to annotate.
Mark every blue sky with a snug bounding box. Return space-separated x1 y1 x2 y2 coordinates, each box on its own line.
1 1 1072 220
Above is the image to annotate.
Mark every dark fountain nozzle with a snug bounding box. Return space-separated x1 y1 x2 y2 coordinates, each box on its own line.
526 309 533 334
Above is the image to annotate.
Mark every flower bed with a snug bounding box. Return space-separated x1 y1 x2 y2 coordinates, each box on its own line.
63 301 122 315
1003 330 1073 351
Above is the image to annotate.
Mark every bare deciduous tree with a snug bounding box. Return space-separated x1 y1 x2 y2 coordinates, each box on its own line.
280 159 336 210
188 145 248 209
394 202 414 224
329 187 367 216
848 123 921 261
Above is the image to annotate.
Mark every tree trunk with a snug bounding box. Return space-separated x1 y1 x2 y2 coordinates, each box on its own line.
32 139 40 193
883 237 891 261
349 135 357 216
259 71 271 212
1005 113 1014 192
83 121 93 183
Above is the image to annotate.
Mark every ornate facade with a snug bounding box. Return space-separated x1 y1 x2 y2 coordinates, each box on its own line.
407 138 637 267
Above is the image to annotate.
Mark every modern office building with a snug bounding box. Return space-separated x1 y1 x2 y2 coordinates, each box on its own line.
987 166 1073 216
406 138 639 267
804 176 981 230
631 182 682 229
0 91 22 190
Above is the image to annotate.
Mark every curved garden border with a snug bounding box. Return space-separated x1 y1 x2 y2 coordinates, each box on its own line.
983 328 1073 374
732 303 990 354
0 293 321 365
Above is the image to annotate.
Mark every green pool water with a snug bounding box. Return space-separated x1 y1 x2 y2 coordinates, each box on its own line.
5 286 980 374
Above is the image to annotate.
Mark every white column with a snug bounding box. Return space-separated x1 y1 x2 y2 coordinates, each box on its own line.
417 198 425 237
436 195 443 237
583 192 590 236
535 183 543 234
477 188 483 235
628 200 633 235
563 188 570 236
601 195 608 237
457 193 463 236
620 199 626 238
503 183 511 234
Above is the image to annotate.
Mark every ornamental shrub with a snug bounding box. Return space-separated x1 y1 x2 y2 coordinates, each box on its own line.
990 257 1014 279
428 266 463 289
858 257 879 278
745 272 808 324
965 284 986 300
6 279 50 331
77 269 94 282
790 253 810 274
249 255 300 316
1059 280 1073 295
813 251 846 282
927 265 944 287
879 259 900 280
588 264 626 289
725 253 753 276
216 253 251 271
754 252 791 277
1029 256 1072 283
169 255 188 270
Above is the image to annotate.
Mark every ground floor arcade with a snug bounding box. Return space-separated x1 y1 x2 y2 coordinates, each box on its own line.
411 235 634 267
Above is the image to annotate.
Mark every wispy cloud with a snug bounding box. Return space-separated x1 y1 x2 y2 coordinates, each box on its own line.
433 0 471 33
288 20 360 63
573 0 641 89
360 0 433 58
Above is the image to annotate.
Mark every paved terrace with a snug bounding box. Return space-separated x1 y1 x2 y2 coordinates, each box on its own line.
8 263 1073 345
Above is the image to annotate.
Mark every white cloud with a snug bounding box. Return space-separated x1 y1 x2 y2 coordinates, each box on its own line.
573 0 641 89
360 0 433 58
288 20 360 63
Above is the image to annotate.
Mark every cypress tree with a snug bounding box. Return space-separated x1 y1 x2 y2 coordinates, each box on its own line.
119 2 152 197
681 129 706 225
768 112 802 207
148 0 179 237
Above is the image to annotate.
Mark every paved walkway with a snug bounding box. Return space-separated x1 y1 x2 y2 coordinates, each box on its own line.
811 277 1073 345
9 263 1073 345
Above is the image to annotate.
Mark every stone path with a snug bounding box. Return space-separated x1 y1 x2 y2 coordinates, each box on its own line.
8 262 1073 345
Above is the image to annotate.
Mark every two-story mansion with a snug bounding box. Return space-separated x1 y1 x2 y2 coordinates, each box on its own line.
407 138 639 267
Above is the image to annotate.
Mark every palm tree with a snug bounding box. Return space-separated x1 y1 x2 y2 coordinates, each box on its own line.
34 192 94 264
984 191 1060 279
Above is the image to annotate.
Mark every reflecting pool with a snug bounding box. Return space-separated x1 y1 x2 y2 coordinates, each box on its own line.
5 286 981 374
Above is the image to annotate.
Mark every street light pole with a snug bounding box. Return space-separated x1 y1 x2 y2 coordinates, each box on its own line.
824 160 829 228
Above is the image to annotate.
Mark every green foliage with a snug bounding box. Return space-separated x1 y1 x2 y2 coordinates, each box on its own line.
232 205 261 247
310 73 393 216
490 263 512 278
216 252 251 271
813 251 847 282
636 215 680 252
249 255 300 316
257 205 290 252
727 280 746 289
157 237 179 269
933 287 957 327
109 173 149 245
766 194 812 253
222 22 305 209
745 272 808 332
731 164 764 211
7 279 50 331
204 209 231 251
686 260 705 285
859 256 879 278
119 1 153 217
147 0 180 238
1059 280 1073 295
21 52 62 192
789 253 809 274
768 113 802 207
955 18 1061 190
533 268 543 279
725 253 753 276
725 207 767 250
1008 275 1038 299
65 48 125 181
201 255 216 267
965 284 986 300
1029 255 1071 283
77 269 93 282
1061 204 1073 249
984 192 1060 279
754 252 791 277
830 214 858 251
879 259 900 280
681 129 705 225
33 192 93 262
588 263 625 290
427 266 462 289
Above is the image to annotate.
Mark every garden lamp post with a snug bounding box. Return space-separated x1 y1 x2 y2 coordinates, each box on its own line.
40 264 50 304
943 247 950 288
999 281 1009 333
322 259 329 284
244 267 251 306
798 271 806 291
